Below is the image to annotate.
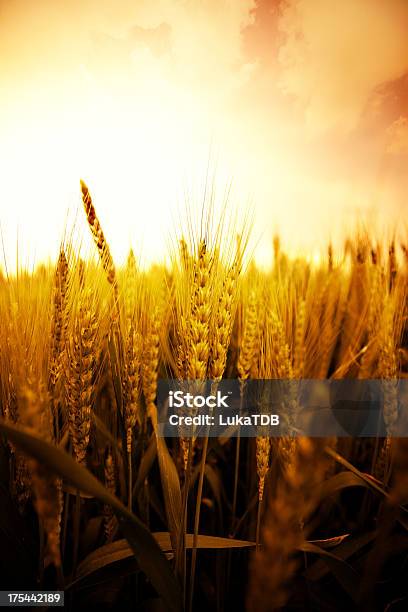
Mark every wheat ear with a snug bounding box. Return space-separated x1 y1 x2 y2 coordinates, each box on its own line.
67 290 98 465
80 180 118 299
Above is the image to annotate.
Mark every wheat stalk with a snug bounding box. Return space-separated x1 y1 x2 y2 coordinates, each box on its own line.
104 451 117 541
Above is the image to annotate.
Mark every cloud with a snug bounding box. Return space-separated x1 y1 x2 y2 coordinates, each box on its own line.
128 23 171 57
277 0 408 133
386 117 408 155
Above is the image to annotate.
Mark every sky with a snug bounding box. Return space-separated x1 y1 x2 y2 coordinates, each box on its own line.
0 0 407 268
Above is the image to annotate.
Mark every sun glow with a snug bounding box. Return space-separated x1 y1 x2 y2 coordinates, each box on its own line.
0 69 245 268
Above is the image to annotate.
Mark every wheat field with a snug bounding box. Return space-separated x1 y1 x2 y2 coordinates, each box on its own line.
0 182 407 611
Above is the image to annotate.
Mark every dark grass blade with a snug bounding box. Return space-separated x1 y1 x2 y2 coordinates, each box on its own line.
149 405 182 556
69 534 256 588
304 531 376 582
134 434 157 496
301 541 360 602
